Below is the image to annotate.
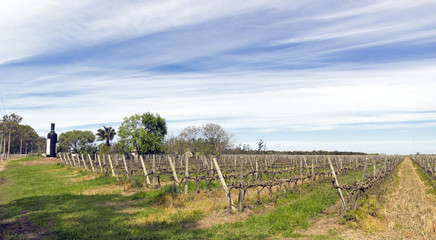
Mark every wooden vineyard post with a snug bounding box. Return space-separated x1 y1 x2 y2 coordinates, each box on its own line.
311 159 314 182
139 156 151 186
68 153 73 166
361 159 368 182
65 153 71 166
60 153 65 165
87 154 95 173
59 154 65 164
373 158 376 178
328 157 347 211
108 155 116 177
122 155 130 179
81 155 88 170
255 159 259 180
97 155 103 173
74 154 79 167
212 157 236 212
75 154 81 168
303 156 309 174
152 155 156 188
168 156 180 192
185 152 192 194
239 157 244 212
300 158 303 189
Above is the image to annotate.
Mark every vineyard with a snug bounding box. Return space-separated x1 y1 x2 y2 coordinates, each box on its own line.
412 155 436 180
58 153 402 211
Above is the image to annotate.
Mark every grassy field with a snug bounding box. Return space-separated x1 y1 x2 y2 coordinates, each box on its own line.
0 156 368 240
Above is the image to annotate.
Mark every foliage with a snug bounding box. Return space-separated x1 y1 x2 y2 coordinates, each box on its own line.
2 113 23 124
118 112 167 154
258 139 265 152
58 130 96 153
167 123 233 155
96 126 116 147
0 114 44 154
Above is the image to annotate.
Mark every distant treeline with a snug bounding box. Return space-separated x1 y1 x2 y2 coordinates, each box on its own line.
225 149 369 155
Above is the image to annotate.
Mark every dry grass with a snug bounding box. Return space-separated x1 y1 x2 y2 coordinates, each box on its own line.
19 158 60 165
69 175 98 182
301 157 436 240
373 157 436 239
0 161 8 172
80 184 126 195
131 190 228 226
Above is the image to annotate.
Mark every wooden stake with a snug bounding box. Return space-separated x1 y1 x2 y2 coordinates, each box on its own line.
122 155 129 178
152 155 156 188
373 158 376 177
108 155 115 177
87 154 95 173
168 156 180 183
97 155 103 173
140 155 151 186
239 157 244 212
81 155 88 169
212 157 236 211
185 152 192 194
327 157 347 211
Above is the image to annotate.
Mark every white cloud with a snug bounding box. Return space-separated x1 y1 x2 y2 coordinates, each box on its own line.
0 0 293 64
5 61 436 135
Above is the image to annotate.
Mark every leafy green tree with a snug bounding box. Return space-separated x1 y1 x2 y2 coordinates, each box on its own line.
118 112 167 154
0 114 42 154
58 130 96 153
96 126 116 146
2 113 23 124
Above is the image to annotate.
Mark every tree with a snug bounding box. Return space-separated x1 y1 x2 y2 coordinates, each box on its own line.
0 114 42 154
258 139 265 153
96 126 116 147
169 123 233 155
2 113 23 124
58 130 96 153
202 123 233 155
118 112 167 154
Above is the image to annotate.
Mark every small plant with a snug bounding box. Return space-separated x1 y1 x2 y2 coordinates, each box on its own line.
131 177 144 188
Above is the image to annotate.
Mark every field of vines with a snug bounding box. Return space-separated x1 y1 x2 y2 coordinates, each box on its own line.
412 155 436 179
58 153 402 211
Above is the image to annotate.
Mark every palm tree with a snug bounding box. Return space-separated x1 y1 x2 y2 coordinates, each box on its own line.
96 126 116 147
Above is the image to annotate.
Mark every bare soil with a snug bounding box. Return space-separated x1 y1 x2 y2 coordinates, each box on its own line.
0 159 12 172
300 157 436 239
0 216 50 240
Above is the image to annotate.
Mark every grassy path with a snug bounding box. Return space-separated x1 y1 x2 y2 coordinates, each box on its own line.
373 157 436 239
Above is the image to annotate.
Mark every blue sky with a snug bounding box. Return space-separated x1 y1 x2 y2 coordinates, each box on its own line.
1 0 436 154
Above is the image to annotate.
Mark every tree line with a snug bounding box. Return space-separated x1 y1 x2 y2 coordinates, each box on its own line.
1 112 368 157
57 112 234 156
0 113 46 155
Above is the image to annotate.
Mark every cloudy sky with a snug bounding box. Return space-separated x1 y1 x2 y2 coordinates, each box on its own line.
1 0 436 154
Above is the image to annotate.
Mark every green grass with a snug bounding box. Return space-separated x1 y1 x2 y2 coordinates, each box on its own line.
1 156 365 239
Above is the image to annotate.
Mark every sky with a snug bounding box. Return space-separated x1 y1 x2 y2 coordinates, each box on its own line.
1 0 436 155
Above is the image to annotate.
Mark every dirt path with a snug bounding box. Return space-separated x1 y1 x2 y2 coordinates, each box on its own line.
373 157 436 239
0 159 12 172
301 157 436 239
